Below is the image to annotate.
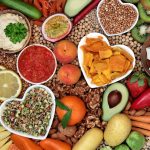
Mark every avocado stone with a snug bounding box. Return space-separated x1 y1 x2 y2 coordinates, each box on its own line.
138 3 150 23
102 83 129 121
131 19 148 43
123 0 139 4
64 0 92 17
141 0 150 10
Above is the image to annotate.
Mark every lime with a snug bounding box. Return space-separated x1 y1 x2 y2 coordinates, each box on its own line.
0 70 22 101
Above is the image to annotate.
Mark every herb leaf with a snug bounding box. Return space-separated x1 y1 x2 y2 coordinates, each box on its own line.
130 75 138 83
61 110 72 129
56 99 70 111
138 79 145 86
4 22 27 44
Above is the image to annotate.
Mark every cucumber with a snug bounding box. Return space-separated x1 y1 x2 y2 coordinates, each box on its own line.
0 0 42 19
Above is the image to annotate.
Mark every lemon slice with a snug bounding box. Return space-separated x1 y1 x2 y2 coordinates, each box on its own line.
0 70 22 101
0 66 6 71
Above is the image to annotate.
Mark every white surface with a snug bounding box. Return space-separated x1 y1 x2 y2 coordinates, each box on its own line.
78 33 136 88
0 85 56 140
96 0 139 36
146 47 150 60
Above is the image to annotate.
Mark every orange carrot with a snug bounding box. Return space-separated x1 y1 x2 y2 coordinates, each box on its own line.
9 144 20 150
0 4 7 10
128 115 150 123
132 121 150 131
33 20 43 26
39 0 49 17
40 138 71 150
132 127 150 136
11 134 42 150
28 0 33 4
33 0 42 11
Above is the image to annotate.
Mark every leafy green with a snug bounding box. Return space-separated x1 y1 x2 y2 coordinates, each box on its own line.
130 72 147 87
130 75 138 83
56 99 72 128
4 22 27 44
115 144 130 150
126 131 145 150
61 110 72 128
56 99 70 111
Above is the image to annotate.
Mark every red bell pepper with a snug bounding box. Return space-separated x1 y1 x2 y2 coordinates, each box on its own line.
131 88 150 110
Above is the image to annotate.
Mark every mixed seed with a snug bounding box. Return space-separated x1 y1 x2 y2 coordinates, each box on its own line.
2 87 53 136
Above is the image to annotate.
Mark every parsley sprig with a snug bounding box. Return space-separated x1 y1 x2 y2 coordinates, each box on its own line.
4 22 27 44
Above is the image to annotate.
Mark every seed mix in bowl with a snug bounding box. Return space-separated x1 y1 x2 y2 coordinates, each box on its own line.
2 87 53 136
98 0 138 35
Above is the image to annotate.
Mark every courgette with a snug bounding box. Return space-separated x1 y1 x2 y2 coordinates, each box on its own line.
0 0 42 19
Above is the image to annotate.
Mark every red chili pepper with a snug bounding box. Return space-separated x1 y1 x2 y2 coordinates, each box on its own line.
131 88 150 110
73 0 100 25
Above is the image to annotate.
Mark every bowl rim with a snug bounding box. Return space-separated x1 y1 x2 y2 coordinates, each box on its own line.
0 84 56 140
96 0 139 36
41 13 72 42
0 9 31 53
78 32 136 88
16 44 57 85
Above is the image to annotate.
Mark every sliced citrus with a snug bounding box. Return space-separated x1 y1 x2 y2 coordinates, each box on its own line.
0 66 6 71
0 70 22 101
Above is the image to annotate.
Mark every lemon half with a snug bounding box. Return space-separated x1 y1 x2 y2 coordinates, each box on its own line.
0 70 22 101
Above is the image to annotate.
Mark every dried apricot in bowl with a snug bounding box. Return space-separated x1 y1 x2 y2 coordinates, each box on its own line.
78 33 135 88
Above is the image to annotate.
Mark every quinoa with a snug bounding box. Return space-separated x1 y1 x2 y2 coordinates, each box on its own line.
98 0 138 34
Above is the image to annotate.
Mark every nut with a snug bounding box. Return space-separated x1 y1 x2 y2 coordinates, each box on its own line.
58 123 77 137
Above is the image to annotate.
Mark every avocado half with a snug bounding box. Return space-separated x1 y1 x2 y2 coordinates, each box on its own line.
102 83 129 121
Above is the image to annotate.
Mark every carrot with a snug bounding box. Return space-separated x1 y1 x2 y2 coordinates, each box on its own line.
11 134 42 150
128 115 150 123
132 127 150 136
33 0 42 11
0 4 7 10
33 20 43 26
132 121 150 131
40 138 71 150
9 144 20 150
28 0 33 4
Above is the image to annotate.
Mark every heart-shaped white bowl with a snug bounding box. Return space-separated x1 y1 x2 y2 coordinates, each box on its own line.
0 85 56 140
78 33 136 88
97 0 139 36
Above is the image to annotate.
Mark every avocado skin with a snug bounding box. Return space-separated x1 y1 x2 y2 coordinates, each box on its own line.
131 26 148 43
138 3 150 23
123 0 139 4
141 0 150 10
64 0 92 17
102 83 129 121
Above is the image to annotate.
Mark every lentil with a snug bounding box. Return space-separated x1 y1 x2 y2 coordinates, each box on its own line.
98 0 138 34
2 87 53 137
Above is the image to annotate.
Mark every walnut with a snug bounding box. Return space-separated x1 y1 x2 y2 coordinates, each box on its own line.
74 126 86 139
